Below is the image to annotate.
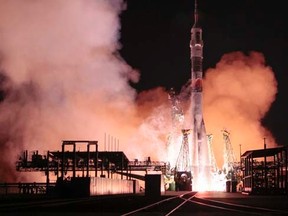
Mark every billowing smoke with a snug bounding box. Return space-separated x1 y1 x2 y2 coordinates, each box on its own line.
130 87 171 160
0 0 149 182
203 51 278 167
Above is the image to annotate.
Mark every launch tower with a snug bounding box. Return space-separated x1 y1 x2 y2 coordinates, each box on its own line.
174 129 192 191
167 88 185 169
189 0 213 191
222 130 237 180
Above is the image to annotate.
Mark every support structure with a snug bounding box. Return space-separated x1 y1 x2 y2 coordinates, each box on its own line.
175 129 191 172
167 88 185 169
174 129 192 191
222 130 237 180
16 140 131 194
60 140 98 179
207 134 217 172
242 146 288 195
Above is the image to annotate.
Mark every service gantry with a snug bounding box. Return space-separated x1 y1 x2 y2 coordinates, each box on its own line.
222 130 237 180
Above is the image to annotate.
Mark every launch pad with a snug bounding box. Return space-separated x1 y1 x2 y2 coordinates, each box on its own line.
2 1 287 198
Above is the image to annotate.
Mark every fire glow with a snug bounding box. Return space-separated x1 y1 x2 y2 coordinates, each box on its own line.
0 0 278 189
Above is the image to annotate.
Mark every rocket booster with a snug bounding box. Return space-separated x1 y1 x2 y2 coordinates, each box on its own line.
190 0 209 168
190 0 204 131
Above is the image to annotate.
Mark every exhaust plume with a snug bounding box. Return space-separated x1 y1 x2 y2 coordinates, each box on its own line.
203 51 278 167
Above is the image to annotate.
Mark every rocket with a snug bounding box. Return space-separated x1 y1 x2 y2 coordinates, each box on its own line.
190 0 211 189
190 0 203 96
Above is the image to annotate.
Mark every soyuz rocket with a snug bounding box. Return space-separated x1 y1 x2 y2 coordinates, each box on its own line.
190 0 211 188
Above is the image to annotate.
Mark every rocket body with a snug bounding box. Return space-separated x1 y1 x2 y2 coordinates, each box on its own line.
189 0 211 190
190 13 206 166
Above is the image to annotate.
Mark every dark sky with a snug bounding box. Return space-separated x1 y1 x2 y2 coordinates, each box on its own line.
119 0 288 146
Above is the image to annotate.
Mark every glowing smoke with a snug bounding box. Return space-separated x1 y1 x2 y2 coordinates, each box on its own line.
0 0 148 182
129 87 171 160
203 51 278 167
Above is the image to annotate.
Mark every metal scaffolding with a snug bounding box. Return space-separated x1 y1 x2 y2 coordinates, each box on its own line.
222 130 237 180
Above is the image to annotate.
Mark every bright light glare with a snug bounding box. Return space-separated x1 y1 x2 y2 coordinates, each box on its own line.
193 172 226 192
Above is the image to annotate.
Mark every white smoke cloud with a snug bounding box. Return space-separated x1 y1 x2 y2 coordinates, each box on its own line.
0 0 143 181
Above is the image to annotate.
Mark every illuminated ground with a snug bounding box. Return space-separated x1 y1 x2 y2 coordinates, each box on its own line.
1 191 288 215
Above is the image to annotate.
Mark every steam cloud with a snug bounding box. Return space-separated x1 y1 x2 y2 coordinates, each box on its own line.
0 1 278 182
0 0 144 182
203 51 277 167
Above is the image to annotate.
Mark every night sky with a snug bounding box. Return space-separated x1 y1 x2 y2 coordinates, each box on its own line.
120 0 288 146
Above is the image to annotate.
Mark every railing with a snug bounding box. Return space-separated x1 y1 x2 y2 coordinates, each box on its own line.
0 182 56 195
